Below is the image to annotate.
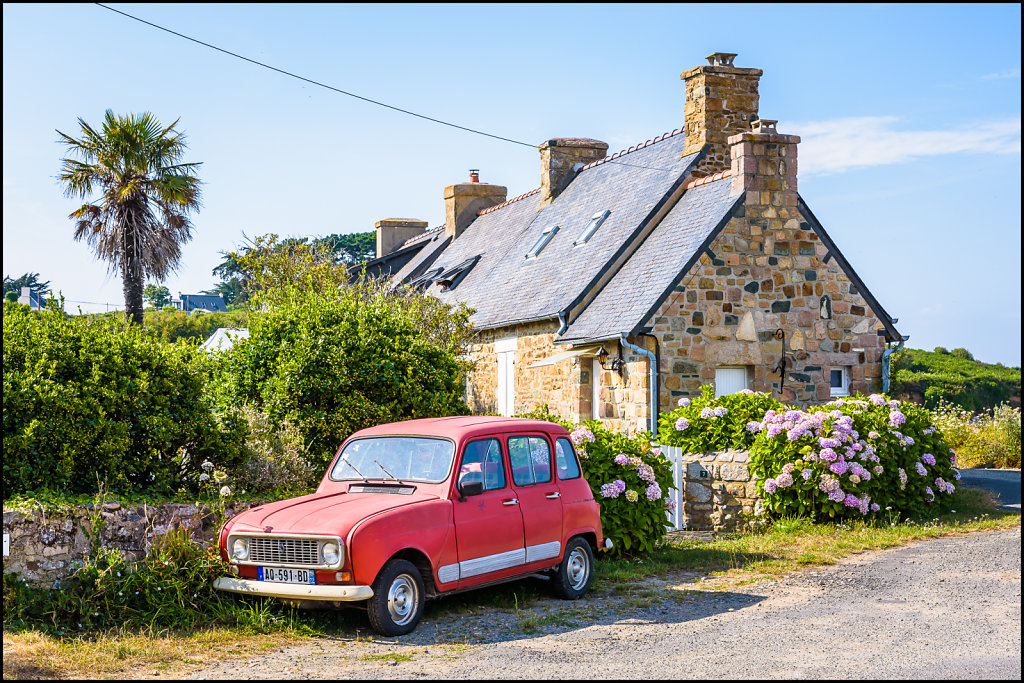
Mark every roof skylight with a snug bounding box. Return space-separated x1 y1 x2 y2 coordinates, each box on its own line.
573 210 611 246
526 225 559 259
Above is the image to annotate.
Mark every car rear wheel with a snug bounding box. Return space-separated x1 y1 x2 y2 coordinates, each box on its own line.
551 537 593 600
367 559 425 636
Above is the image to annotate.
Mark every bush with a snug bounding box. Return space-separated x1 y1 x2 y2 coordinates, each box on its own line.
233 405 318 494
950 347 974 360
933 347 949 355
930 401 1021 469
746 395 960 519
3 301 247 498
220 286 470 470
516 407 673 556
4 531 248 634
657 385 779 452
142 308 248 344
890 347 1020 411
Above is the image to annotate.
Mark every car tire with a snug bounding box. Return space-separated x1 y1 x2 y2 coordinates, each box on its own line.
366 559 425 636
551 537 594 600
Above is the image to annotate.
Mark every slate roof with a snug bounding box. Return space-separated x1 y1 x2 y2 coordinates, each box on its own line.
387 226 450 286
424 129 700 329
177 293 227 313
560 177 742 343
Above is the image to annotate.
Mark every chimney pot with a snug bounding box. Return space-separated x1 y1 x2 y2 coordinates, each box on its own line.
705 52 738 67
469 169 480 183
752 119 778 134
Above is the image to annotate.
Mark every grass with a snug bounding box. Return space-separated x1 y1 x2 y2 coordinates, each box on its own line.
5 487 1018 678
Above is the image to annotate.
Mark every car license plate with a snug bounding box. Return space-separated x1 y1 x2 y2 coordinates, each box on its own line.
258 567 316 585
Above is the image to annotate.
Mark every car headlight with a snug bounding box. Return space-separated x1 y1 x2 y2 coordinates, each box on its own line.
232 538 249 561
322 541 340 565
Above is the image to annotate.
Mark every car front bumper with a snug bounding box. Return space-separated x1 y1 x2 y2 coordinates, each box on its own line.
213 577 373 601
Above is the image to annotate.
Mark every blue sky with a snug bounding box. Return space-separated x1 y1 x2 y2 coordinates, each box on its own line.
3 3 1020 365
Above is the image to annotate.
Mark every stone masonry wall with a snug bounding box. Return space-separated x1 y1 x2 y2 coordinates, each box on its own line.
2 501 263 585
466 322 656 434
676 449 760 531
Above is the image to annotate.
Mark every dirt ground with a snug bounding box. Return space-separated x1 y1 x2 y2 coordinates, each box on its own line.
185 527 1021 680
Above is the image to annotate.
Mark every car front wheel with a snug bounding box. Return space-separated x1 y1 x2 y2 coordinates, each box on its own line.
367 559 425 636
551 537 593 600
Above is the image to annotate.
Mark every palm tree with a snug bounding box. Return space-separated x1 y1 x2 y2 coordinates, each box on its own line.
57 110 202 325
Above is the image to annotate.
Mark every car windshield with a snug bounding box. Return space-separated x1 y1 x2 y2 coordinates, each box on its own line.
329 436 455 483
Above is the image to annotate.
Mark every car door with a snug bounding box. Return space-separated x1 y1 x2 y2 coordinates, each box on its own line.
506 433 563 565
451 437 526 586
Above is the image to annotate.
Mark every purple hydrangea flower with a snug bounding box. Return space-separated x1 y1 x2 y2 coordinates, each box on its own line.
614 454 629 465
921 453 936 466
898 468 908 490
869 394 887 406
843 493 860 507
819 437 841 449
868 431 880 440
677 397 690 407
776 472 794 488
764 478 779 494
746 421 762 432
713 406 728 418
645 483 662 501
915 462 927 476
870 503 880 512
600 482 621 498
830 461 849 475
819 448 838 462
614 479 627 493
827 488 846 502
802 468 813 480
925 486 935 502
889 410 906 427
675 417 690 431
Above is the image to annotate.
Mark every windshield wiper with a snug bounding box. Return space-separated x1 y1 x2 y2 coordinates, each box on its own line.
373 460 404 485
341 456 369 482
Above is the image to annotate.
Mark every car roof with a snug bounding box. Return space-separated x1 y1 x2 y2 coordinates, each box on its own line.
350 416 569 441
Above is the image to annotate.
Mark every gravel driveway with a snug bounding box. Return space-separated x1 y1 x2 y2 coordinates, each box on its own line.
189 528 1021 680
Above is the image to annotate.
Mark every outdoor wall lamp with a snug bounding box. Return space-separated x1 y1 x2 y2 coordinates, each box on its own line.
597 345 625 375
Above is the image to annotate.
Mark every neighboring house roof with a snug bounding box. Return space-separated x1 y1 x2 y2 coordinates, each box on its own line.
200 327 249 352
560 176 743 343
176 293 227 313
425 129 700 329
387 227 451 287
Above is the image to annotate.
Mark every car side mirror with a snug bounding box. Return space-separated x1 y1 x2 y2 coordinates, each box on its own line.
458 480 484 502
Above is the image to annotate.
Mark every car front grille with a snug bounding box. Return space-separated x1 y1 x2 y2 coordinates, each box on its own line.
247 537 320 566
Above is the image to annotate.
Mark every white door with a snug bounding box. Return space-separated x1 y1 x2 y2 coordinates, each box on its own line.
495 337 518 417
714 367 748 397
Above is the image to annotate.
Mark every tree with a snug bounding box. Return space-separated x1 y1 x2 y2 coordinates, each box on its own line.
3 272 51 300
57 110 202 325
143 284 171 309
319 231 376 266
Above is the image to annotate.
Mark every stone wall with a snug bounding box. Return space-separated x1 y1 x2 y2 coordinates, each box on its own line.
649 124 888 408
673 449 761 531
2 501 263 585
466 321 656 434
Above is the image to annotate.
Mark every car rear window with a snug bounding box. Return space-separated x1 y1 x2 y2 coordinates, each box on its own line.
508 435 552 486
554 437 581 480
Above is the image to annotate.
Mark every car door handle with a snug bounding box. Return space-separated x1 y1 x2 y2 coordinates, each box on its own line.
502 498 519 506
545 492 561 499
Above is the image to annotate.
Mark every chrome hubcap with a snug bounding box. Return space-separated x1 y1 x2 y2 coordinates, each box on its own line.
567 548 589 590
387 574 419 626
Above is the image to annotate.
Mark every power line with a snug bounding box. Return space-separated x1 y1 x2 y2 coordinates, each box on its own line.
93 3 682 175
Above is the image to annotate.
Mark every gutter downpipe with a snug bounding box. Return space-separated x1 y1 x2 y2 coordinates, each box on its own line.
881 336 906 395
620 334 658 437
557 311 568 336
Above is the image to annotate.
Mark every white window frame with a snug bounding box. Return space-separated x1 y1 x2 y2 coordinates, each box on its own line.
829 367 850 397
714 366 749 398
574 210 611 246
592 357 602 420
526 225 559 259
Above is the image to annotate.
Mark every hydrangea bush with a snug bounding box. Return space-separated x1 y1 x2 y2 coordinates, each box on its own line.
747 395 960 519
517 408 673 556
657 384 779 452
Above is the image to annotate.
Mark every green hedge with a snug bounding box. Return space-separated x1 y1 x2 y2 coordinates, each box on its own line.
3 301 247 498
891 347 1020 411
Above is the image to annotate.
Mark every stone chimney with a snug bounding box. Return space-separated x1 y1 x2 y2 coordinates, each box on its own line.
682 52 762 176
375 218 428 258
538 138 609 209
444 171 507 240
729 119 800 206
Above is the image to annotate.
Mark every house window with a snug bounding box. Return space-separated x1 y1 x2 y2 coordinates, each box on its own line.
495 336 517 416
714 367 749 397
526 225 559 259
574 210 611 246
829 367 850 397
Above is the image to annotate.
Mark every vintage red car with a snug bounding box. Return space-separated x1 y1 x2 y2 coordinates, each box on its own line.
214 416 609 635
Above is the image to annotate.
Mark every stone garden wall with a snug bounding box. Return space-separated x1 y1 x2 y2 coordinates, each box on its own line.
2 501 264 586
666 448 761 531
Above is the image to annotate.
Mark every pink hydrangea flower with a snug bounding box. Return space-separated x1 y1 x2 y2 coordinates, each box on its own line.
665 498 677 512
827 488 846 502
898 468 908 490
820 448 838 462
869 394 887 406
873 465 884 475
614 454 629 465
675 417 690 431
677 397 690 407
764 478 778 494
776 472 794 488
569 425 595 447
645 483 662 500
889 410 906 427
868 431 880 440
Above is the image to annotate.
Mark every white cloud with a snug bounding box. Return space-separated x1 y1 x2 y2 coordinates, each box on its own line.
981 68 1021 80
788 116 1021 176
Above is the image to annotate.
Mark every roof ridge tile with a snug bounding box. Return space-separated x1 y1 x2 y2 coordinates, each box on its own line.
682 170 732 190
580 127 686 172
477 187 541 216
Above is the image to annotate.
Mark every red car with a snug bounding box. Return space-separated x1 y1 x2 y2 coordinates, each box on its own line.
214 416 609 635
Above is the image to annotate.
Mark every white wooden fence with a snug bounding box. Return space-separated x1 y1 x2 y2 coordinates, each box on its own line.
659 444 688 530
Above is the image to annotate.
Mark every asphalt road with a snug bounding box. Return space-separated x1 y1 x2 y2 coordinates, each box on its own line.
189 528 1022 680
959 468 1021 509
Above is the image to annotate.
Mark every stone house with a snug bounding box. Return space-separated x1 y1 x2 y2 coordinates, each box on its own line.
363 53 907 435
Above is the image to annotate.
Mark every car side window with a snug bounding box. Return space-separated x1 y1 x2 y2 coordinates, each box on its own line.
508 435 552 486
554 437 581 480
458 438 506 491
